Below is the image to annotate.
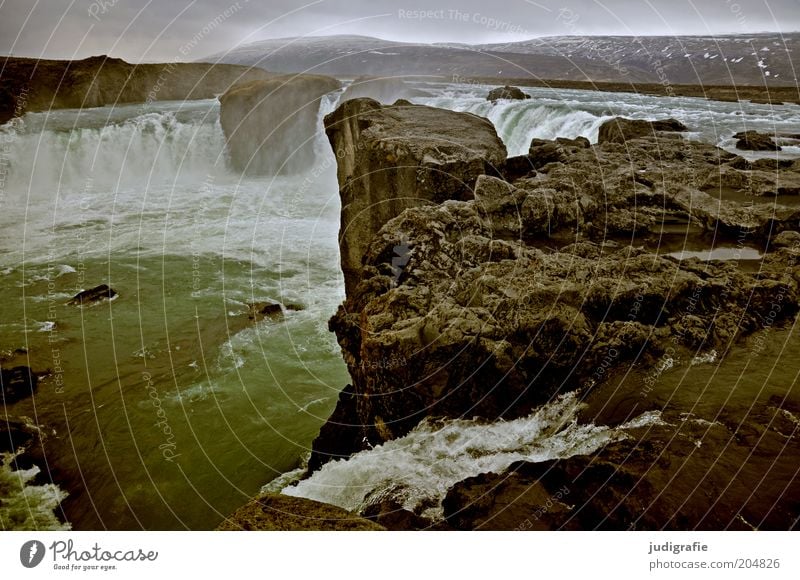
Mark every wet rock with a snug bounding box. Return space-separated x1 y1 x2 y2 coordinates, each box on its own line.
67 284 117 306
324 97 506 293
443 412 800 530
216 493 385 531
219 74 341 175
247 302 284 322
360 498 431 530
734 130 781 151
486 85 530 101
1 366 39 404
598 116 688 144
310 103 800 472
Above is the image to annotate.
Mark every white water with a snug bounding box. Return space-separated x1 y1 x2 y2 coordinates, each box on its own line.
281 392 667 521
0 451 71 531
418 83 800 157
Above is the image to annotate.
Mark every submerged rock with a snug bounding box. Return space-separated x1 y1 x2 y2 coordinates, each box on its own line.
1 366 39 404
67 284 117 306
486 85 530 101
598 116 688 144
219 74 341 175
216 493 384 531
734 130 781 151
324 97 506 294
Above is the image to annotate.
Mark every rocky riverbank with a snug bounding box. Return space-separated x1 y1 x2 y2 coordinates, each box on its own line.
0 55 270 125
296 97 800 529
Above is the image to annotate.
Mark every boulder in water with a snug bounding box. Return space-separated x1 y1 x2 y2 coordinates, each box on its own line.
734 130 781 151
598 117 688 144
67 284 117 306
1 366 39 404
218 74 342 175
486 85 530 101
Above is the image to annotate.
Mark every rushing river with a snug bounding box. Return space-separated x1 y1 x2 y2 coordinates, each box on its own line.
1 82 799 530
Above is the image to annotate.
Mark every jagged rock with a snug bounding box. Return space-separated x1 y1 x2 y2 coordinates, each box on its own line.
734 130 781 151
67 284 117 306
219 74 341 174
528 136 591 170
340 76 430 104
598 116 688 144
309 104 800 473
486 85 530 101
443 408 800 530
324 98 506 293
216 493 385 531
1 366 39 404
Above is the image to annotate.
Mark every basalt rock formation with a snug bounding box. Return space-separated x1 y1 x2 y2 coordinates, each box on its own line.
310 104 800 484
218 74 341 175
1 366 39 405
0 56 270 125
486 85 530 101
323 98 507 295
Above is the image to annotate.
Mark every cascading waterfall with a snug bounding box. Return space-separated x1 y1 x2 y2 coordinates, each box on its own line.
280 392 667 521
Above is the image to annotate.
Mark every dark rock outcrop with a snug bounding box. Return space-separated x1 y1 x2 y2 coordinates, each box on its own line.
216 493 384 530
487 85 530 101
734 130 781 151
598 116 688 144
443 404 800 530
1 366 39 404
218 74 341 174
67 284 117 306
310 102 800 475
0 56 270 125
323 98 507 294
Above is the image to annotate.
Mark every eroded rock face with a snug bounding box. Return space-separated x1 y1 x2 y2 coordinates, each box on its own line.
324 98 507 294
310 106 800 474
597 116 688 144
487 86 530 101
219 74 341 175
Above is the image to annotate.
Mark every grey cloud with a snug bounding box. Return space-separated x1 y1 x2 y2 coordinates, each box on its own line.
1 0 798 61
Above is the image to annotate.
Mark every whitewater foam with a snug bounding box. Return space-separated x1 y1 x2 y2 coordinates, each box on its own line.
282 391 665 521
0 451 71 531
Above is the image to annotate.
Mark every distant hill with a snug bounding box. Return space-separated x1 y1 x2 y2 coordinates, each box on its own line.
203 33 799 86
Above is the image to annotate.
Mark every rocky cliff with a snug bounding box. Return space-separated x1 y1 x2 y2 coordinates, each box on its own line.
324 98 507 295
218 74 341 175
308 103 800 528
0 55 270 125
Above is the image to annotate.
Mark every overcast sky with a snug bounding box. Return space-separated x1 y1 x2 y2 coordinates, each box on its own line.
1 0 798 61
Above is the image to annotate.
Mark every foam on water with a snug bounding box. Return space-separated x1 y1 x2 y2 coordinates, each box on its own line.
0 451 71 531
282 391 666 520
417 83 800 158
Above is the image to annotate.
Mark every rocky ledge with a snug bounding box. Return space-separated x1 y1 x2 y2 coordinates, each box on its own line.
304 100 800 528
217 494 384 531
